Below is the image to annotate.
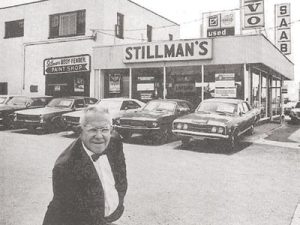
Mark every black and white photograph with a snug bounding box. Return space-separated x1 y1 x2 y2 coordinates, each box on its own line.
0 0 299 224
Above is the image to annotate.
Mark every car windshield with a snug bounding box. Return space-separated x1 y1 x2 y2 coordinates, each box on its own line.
7 96 28 105
143 101 176 112
0 97 7 104
197 101 237 115
97 100 122 112
47 98 73 108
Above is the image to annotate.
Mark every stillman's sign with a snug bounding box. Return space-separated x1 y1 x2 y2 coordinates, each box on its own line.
123 39 212 63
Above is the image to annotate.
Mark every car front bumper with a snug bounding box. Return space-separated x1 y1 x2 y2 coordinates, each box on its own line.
115 125 160 134
172 129 229 140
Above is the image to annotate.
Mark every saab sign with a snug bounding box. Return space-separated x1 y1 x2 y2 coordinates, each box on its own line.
123 39 212 63
44 54 91 75
206 12 235 37
243 0 265 29
275 3 291 55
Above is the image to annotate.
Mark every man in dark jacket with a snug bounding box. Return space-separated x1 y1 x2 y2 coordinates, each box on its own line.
43 106 127 225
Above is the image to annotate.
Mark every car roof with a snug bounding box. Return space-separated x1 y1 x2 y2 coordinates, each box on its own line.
148 99 191 103
202 98 244 104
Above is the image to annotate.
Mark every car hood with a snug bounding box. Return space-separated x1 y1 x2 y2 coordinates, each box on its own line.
63 109 121 119
174 112 235 126
0 105 22 111
16 107 72 115
63 110 83 118
121 110 172 120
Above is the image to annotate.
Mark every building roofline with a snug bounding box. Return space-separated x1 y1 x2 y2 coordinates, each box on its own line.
127 0 179 26
0 0 48 10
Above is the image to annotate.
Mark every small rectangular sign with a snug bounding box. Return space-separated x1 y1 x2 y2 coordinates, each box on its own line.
243 0 265 29
215 87 237 98
44 54 91 75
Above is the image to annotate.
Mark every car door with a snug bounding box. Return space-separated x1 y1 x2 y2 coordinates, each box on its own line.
237 103 248 133
242 102 256 128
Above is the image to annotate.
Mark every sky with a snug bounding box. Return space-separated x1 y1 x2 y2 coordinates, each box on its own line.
0 0 299 82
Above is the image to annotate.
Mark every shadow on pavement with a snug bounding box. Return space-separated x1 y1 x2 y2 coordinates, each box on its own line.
174 140 253 155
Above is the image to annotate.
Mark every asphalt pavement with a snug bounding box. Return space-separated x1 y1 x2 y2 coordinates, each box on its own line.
0 121 299 225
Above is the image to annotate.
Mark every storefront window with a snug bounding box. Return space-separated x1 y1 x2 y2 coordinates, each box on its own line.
132 68 163 102
166 66 202 107
271 79 281 116
104 69 129 98
261 75 267 118
252 72 260 109
204 65 244 100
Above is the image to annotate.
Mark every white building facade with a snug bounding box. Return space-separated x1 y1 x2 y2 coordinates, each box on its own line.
0 0 179 97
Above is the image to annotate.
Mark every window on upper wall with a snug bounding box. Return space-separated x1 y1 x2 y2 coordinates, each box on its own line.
115 13 124 39
4 19 24 38
49 10 85 38
169 34 173 41
147 25 152 42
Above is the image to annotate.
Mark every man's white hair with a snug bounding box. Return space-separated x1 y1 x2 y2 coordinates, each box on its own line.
80 105 112 127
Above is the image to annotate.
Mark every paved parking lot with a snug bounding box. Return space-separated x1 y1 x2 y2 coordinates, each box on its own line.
0 123 300 225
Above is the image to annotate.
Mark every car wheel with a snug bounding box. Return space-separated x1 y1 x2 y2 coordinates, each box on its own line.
181 138 190 148
3 116 13 129
227 131 238 151
247 125 254 135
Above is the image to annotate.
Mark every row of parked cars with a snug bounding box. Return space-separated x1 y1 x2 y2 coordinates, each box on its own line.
0 94 260 150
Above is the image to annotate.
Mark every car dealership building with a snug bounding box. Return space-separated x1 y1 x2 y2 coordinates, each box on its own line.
93 34 294 120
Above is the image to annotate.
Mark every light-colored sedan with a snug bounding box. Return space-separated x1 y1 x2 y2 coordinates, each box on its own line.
62 98 145 132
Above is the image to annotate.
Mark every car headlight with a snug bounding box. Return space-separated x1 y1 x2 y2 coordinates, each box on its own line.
152 122 158 127
211 126 217 133
176 123 182 129
40 115 44 123
13 113 17 121
218 127 224 134
183 124 188 130
113 118 120 126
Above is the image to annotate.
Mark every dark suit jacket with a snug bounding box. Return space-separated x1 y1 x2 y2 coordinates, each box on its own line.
43 133 127 225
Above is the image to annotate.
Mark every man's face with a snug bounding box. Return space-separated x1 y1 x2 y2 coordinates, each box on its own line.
80 113 111 154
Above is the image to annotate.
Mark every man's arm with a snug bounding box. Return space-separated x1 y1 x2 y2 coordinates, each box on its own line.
43 166 75 225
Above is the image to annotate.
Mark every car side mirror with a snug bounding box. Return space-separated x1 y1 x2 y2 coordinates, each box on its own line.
25 102 31 108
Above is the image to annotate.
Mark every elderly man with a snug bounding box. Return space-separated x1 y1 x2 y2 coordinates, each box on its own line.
43 106 127 225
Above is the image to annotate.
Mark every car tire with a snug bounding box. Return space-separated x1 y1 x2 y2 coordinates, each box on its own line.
247 125 254 135
227 130 238 152
3 116 14 129
181 138 190 148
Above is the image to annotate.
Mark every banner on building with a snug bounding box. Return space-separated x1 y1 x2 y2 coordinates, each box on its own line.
275 3 291 55
44 54 91 75
242 0 265 29
203 11 236 38
109 74 121 93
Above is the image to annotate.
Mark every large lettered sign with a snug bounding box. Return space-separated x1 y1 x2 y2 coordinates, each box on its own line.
275 3 291 55
243 0 265 29
123 39 212 63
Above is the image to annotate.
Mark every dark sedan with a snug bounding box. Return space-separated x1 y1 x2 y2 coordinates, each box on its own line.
14 96 91 132
0 95 52 128
172 98 257 150
114 99 193 144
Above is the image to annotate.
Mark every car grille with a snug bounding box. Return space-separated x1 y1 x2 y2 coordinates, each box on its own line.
120 119 147 127
17 114 40 122
186 124 212 133
65 116 80 123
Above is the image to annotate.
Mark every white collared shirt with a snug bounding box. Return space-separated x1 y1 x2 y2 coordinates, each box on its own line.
82 142 119 217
